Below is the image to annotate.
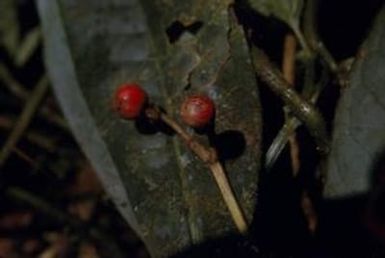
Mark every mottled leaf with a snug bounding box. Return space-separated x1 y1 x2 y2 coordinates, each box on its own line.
324 7 385 198
38 0 262 257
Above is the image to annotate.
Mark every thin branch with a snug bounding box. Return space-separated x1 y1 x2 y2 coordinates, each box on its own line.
0 76 49 167
146 107 248 234
301 191 318 234
0 116 56 151
15 27 42 67
282 34 297 84
281 35 323 233
0 62 28 98
0 63 68 130
251 46 329 155
282 34 301 175
266 57 330 169
289 20 311 58
265 117 301 170
210 162 247 233
303 0 339 75
12 147 37 166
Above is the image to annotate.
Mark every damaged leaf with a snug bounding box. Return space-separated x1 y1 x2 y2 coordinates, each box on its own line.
37 0 262 257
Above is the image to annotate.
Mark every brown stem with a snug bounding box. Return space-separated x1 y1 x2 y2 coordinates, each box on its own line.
282 34 301 176
210 162 247 233
301 191 318 234
282 34 297 85
160 113 216 163
145 107 248 234
282 34 320 233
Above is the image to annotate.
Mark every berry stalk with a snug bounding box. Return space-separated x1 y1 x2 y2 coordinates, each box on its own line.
113 84 248 234
146 107 248 234
209 162 248 233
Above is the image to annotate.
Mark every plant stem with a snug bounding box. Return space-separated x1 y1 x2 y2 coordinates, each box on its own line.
0 63 68 130
265 116 301 170
12 148 36 165
282 34 297 84
282 34 301 175
301 191 318 234
251 46 329 155
158 112 216 163
0 76 49 167
210 162 247 233
303 0 339 74
146 107 248 234
290 20 311 58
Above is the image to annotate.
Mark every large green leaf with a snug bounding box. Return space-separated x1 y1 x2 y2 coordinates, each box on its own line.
37 0 262 257
324 7 385 198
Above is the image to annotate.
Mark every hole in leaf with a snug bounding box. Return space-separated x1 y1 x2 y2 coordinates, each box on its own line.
166 20 204 43
212 130 246 161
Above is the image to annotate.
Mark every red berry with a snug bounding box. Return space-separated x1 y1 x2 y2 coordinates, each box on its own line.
180 94 215 128
113 83 148 119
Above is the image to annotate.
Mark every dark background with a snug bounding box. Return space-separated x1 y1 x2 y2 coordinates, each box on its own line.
0 0 384 257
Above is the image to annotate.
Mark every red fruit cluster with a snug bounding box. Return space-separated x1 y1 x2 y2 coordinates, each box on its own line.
113 83 215 128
